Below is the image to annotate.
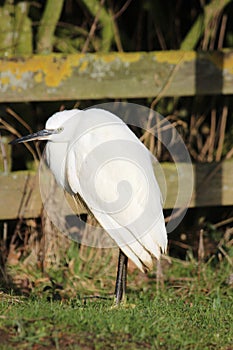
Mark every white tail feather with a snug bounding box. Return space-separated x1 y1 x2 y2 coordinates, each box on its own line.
91 208 166 272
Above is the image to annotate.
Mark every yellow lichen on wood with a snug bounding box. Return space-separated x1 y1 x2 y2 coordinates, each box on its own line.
0 51 232 100
0 75 10 85
155 51 196 64
79 60 89 72
117 52 142 63
34 71 43 83
223 52 233 74
97 53 118 64
0 55 84 89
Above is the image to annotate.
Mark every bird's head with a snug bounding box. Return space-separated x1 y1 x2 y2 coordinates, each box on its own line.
10 109 79 145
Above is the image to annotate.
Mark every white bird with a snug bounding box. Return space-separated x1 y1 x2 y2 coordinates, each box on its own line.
11 108 167 304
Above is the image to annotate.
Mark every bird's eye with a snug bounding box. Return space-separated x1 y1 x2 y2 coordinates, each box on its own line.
57 127 64 133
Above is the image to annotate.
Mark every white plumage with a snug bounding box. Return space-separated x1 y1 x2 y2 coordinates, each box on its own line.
45 108 167 271
11 108 167 302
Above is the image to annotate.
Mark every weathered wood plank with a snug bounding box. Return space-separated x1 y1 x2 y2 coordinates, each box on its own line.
0 51 232 101
0 171 41 220
1 159 233 220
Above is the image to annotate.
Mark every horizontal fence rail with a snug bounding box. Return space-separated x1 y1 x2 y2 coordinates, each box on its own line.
0 50 233 221
1 159 233 220
0 50 233 101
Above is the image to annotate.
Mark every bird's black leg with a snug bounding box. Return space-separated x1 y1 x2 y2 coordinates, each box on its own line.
115 249 128 305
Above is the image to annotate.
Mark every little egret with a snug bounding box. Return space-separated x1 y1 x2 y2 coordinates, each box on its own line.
11 108 167 304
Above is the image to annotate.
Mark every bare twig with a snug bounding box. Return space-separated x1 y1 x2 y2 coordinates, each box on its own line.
113 0 133 19
155 25 167 50
6 108 42 160
188 114 196 145
198 229 205 283
6 107 33 134
198 229 205 262
0 117 39 163
209 12 222 50
216 105 228 161
82 0 105 53
214 216 233 229
207 108 216 162
218 14 228 49
218 246 233 266
140 56 184 152
109 7 123 52
198 135 210 162
151 55 184 109
225 146 233 160
81 0 114 53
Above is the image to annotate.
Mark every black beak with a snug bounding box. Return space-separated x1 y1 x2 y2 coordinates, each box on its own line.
10 129 55 145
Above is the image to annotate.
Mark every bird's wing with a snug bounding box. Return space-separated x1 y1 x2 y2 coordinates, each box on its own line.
66 110 167 271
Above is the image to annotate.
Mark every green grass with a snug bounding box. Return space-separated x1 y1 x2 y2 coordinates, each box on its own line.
0 289 232 349
0 253 233 350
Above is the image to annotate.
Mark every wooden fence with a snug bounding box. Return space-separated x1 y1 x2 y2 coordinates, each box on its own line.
1 51 233 101
1 159 233 220
1 50 233 220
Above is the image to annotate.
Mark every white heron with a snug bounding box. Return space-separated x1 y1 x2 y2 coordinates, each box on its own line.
10 108 167 304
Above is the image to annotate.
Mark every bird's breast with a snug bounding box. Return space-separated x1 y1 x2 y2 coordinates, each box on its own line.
45 141 72 193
